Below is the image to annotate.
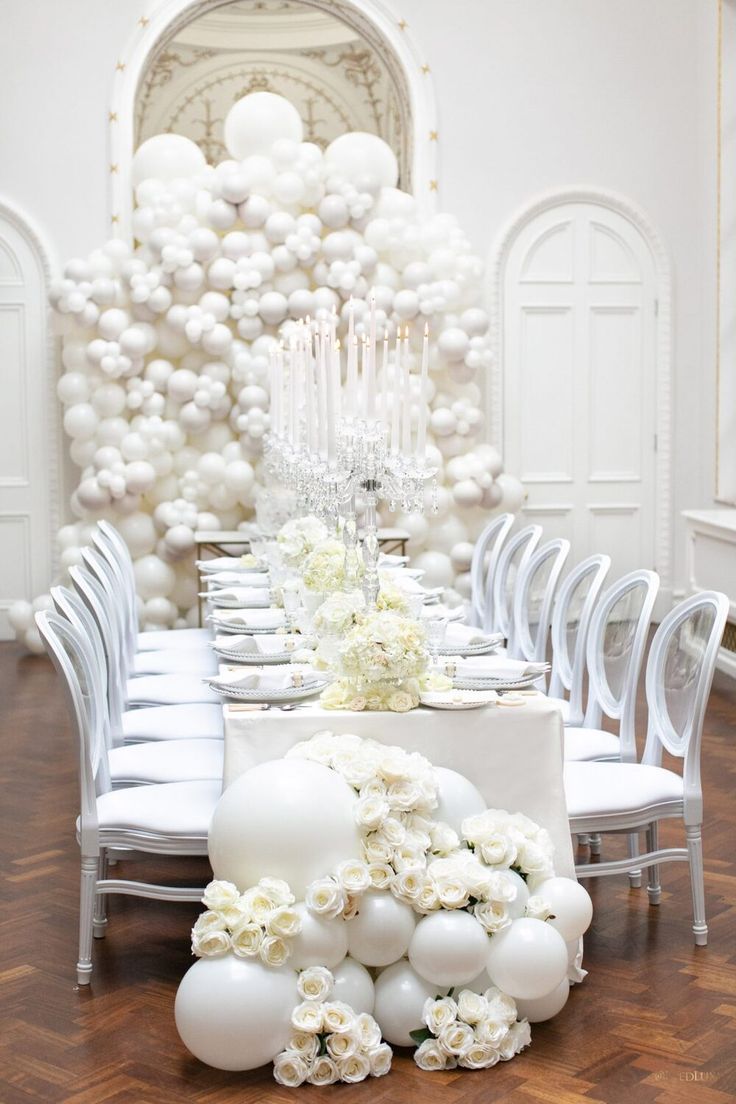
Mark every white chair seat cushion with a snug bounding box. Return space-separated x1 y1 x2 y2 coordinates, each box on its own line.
126 674 220 706
109 739 224 786
564 726 621 761
96 779 222 836
547 696 572 723
137 627 212 652
121 703 223 742
564 762 684 820
132 650 219 677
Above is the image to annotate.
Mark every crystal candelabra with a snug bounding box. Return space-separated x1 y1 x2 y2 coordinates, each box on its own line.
264 418 436 608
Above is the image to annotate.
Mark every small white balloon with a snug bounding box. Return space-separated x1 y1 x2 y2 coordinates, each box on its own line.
132 134 206 185
224 93 303 160
530 878 593 941
346 890 416 967
373 960 448 1047
289 903 348 970
486 918 569 1000
514 979 570 1023
433 766 487 836
331 957 375 1014
8 600 33 633
409 910 491 988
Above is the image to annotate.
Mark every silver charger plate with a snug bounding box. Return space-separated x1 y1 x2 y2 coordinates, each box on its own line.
208 679 328 702
212 645 298 664
439 636 504 657
453 674 546 691
209 617 287 635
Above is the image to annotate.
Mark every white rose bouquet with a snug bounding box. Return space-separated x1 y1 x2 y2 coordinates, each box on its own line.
411 988 531 1071
277 515 329 567
191 878 301 968
272 974 391 1086
302 538 363 592
313 589 365 635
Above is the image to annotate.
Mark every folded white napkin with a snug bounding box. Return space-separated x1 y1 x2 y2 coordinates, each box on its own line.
443 623 502 648
210 670 320 693
378 553 409 567
206 587 271 608
211 608 286 630
381 566 425 581
421 604 466 622
436 656 548 680
212 633 302 655
197 556 262 573
206 571 270 589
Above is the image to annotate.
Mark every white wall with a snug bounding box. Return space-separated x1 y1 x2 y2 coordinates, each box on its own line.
0 0 720 600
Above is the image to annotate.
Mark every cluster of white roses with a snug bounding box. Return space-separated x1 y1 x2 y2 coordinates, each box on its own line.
413 988 531 1072
463 810 556 882
337 609 429 685
276 515 328 568
302 538 363 593
274 967 391 1086
191 877 301 967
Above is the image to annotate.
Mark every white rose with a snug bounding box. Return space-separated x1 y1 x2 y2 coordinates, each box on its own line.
356 1012 382 1050
273 1050 308 1087
391 867 425 903
259 935 290 967
367 862 394 890
192 928 231 957
525 894 553 921
483 987 519 1026
380 816 407 846
258 877 295 906
459 1042 499 1069
191 910 226 941
475 1016 508 1047
241 886 278 925
360 778 387 800
379 751 414 783
342 893 360 921
297 966 334 1003
434 876 470 910
266 906 302 939
362 836 393 864
306 1055 339 1085
393 846 428 873
326 1027 360 1059
429 821 460 856
289 1031 319 1061
322 1001 357 1034
230 921 262 958
474 900 511 934
478 834 518 868
456 989 489 1025
422 996 458 1033
354 794 390 830
415 882 441 914
201 880 240 913
516 840 554 878
335 859 372 896
498 1020 531 1060
332 750 377 788
335 1052 371 1083
414 1038 453 1071
484 871 518 904
305 876 345 919
368 1042 392 1077
437 1020 475 1057
291 1001 324 1034
387 779 423 810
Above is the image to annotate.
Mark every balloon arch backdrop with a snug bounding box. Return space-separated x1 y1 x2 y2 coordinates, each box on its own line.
9 92 525 651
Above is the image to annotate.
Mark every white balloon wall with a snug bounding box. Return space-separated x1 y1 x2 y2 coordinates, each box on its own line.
13 92 523 643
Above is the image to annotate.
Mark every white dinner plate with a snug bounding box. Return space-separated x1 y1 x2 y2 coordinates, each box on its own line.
439 636 504 657
420 689 498 710
212 644 302 665
198 557 266 574
207 679 328 702
453 673 546 691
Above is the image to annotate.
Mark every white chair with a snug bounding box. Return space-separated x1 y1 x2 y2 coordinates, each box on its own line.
94 520 212 654
51 584 223 785
507 539 571 680
546 554 611 726
565 590 728 945
468 513 514 630
69 563 224 743
491 524 543 640
77 549 220 707
36 611 221 984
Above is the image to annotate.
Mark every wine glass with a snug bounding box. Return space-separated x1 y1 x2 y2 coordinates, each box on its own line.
426 617 447 666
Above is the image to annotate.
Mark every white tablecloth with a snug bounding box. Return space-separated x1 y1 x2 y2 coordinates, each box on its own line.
223 694 575 879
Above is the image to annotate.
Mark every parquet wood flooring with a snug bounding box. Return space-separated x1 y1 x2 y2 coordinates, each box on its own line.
1 641 735 1103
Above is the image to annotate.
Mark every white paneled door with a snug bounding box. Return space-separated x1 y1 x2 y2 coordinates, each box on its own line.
502 202 658 581
0 207 53 638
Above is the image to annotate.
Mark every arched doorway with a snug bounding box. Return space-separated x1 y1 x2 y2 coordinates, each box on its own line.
489 190 672 603
108 0 438 240
0 200 56 637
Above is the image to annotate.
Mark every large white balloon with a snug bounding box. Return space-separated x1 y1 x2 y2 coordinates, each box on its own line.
332 957 375 1014
433 766 487 836
175 956 297 1070
132 134 206 185
531 877 593 941
289 902 348 969
373 961 447 1047
208 759 361 898
325 132 398 191
409 911 490 988
224 93 303 160
486 918 568 1000
514 979 570 1023
346 890 416 967
412 550 454 588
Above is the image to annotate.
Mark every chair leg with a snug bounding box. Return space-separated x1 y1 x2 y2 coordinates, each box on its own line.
93 850 108 938
628 831 642 888
577 834 590 848
77 855 97 985
686 824 708 946
646 823 661 905
589 833 602 856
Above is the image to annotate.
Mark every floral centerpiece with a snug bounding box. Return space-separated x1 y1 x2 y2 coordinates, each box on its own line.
302 538 363 593
277 515 329 569
321 610 429 712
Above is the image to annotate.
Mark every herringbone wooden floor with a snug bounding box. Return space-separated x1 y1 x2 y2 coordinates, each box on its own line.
1 642 735 1103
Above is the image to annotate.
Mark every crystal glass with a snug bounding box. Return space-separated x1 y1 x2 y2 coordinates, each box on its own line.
426 618 447 665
